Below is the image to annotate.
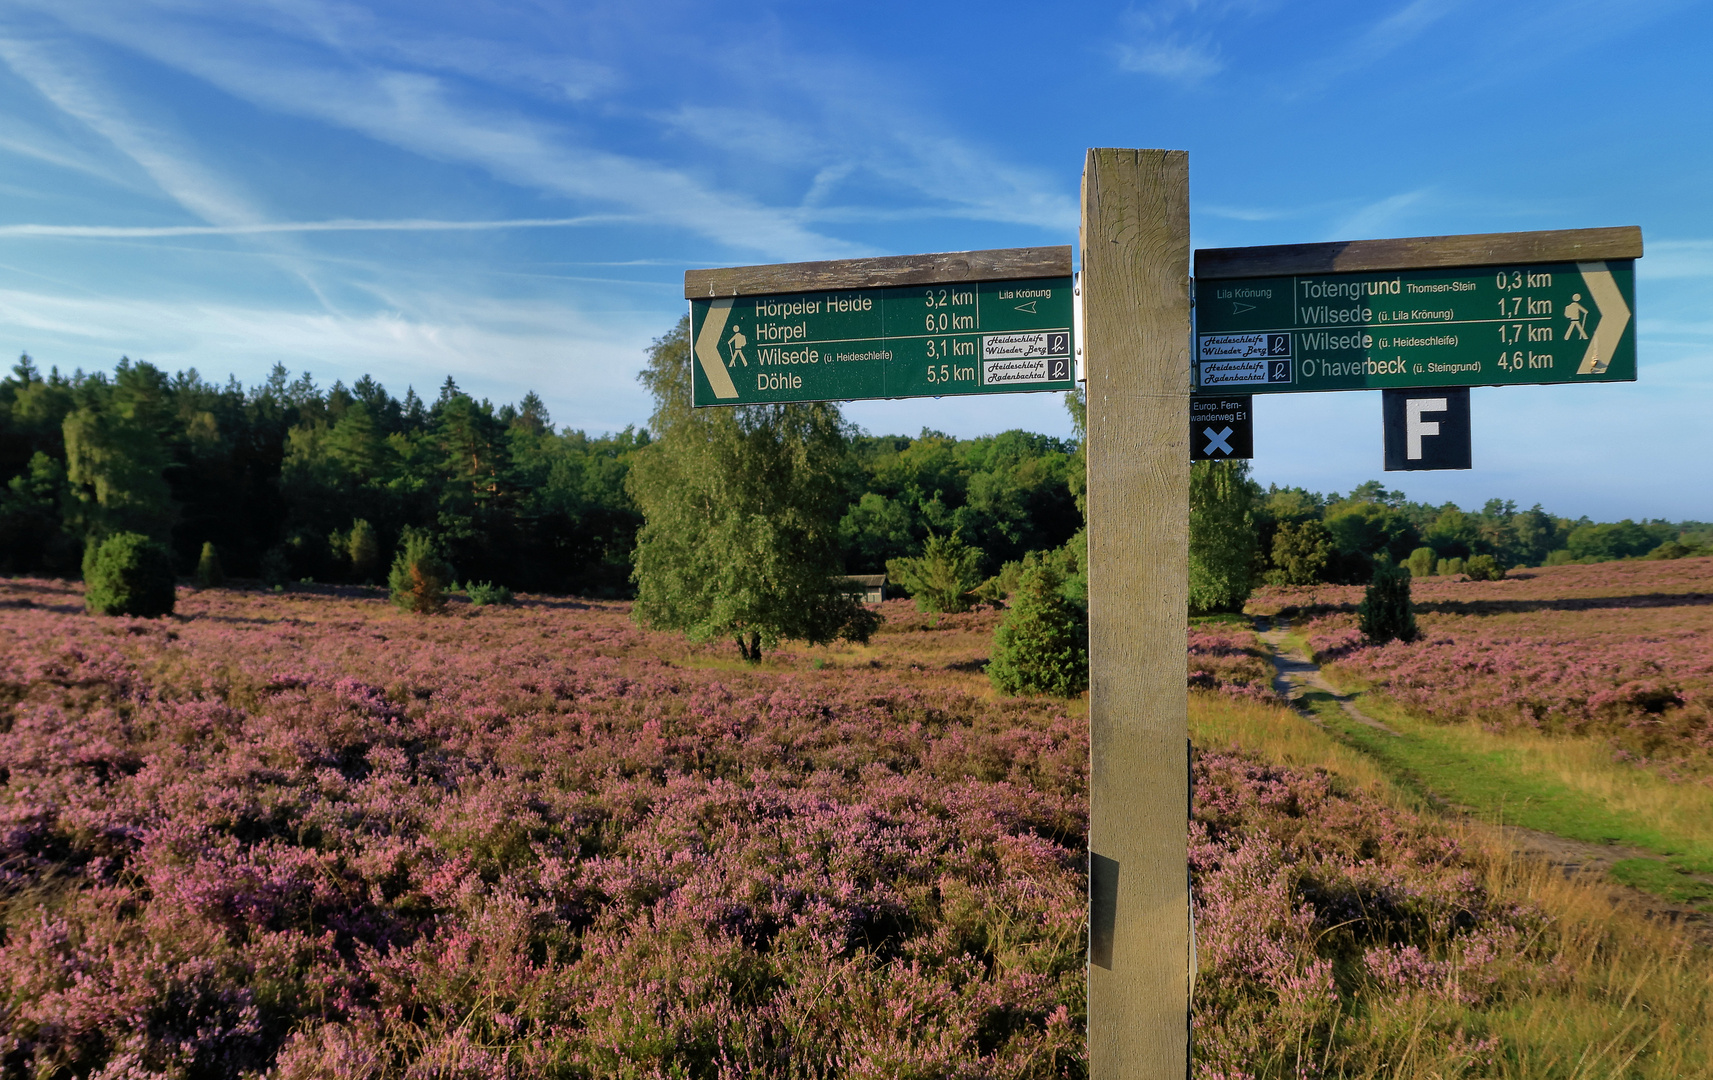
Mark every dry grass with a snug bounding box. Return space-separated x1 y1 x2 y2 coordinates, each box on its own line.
1190 689 1713 1077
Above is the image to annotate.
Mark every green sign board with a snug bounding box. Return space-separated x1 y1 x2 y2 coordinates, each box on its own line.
690 276 1075 406
1194 260 1635 394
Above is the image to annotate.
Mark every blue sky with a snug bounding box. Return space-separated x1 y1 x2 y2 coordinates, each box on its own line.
0 0 1708 520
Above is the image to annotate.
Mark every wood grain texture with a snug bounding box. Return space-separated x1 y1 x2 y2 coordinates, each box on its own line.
683 246 1072 299
1082 148 1191 1078
1195 225 1642 280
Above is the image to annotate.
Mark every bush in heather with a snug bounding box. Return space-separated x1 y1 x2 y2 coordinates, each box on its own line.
1356 555 1416 645
1407 546 1436 578
988 556 1087 697
1464 553 1505 581
465 580 514 606
388 529 454 613
887 530 983 613
194 540 225 588
83 531 176 617
347 517 380 581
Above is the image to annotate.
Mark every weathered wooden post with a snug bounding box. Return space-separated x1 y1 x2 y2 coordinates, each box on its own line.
1081 148 1192 1077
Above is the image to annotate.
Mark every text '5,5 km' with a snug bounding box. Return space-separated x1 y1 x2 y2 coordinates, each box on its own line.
686 247 1076 407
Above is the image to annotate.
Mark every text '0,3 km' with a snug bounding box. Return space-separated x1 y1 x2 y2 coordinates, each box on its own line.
1193 226 1641 394
686 247 1076 407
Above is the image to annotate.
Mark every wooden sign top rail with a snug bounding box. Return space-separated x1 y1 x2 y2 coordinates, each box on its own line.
685 245 1072 299
1195 226 1642 281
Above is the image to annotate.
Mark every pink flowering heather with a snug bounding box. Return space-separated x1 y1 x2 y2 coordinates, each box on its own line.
1286 558 1713 768
0 577 1632 1075
1187 624 1277 703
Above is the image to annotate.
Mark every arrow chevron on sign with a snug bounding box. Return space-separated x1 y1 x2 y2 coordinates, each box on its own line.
1231 301 1255 314
694 299 740 399
1576 262 1631 376
1014 300 1038 314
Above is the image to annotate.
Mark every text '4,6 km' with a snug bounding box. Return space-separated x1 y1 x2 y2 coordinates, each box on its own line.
1194 260 1636 393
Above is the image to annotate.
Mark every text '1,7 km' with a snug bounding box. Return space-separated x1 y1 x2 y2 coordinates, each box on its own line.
686 246 1075 407
1193 226 1642 394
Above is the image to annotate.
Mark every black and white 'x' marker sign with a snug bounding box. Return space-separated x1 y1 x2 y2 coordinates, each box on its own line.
1190 395 1253 461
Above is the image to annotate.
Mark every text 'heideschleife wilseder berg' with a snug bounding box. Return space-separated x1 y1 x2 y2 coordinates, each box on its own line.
686 247 1077 407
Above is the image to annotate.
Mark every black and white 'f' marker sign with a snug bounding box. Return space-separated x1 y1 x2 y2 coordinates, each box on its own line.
1383 387 1471 471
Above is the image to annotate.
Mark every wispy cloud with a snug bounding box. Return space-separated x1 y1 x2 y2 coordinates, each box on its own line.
0 36 259 227
1324 190 1431 241
0 215 629 238
1115 39 1223 80
1638 240 1713 280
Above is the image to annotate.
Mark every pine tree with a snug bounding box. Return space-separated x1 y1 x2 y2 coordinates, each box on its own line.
886 531 983 613
987 557 1088 697
388 529 454 614
1357 555 1417 644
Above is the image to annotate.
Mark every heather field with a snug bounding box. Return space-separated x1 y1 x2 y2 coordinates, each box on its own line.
0 577 1709 1077
1260 557 1713 772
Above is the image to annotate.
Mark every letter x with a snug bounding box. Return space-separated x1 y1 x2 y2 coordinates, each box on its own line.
1202 426 1234 456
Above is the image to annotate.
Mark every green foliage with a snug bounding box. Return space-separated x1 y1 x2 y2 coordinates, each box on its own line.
1568 519 1671 561
347 518 380 581
1544 549 1575 566
259 546 290 587
83 531 176 617
1464 553 1505 581
1406 546 1436 578
388 529 455 614
987 556 1088 697
627 317 879 662
886 531 983 613
1646 540 1705 560
465 580 514 606
1444 556 1466 576
1189 460 1258 614
1356 556 1416 645
194 541 224 587
1265 520 1335 586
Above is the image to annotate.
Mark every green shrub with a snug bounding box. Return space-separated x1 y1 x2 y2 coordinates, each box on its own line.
466 580 514 606
388 529 454 614
987 557 1088 697
886 531 983 614
1646 540 1701 560
1544 549 1574 566
1265 520 1335 586
1406 546 1436 578
1464 553 1505 581
347 518 380 581
259 545 290 587
194 541 224 588
83 532 176 617
1443 556 1466 577
1356 556 1416 645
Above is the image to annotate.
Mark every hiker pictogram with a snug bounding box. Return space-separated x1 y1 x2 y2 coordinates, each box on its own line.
727 326 750 367
1563 293 1590 340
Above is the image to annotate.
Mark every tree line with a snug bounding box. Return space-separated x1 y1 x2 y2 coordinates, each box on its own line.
2 335 1704 606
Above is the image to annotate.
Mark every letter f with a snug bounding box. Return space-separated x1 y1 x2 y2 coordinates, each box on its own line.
1406 398 1447 460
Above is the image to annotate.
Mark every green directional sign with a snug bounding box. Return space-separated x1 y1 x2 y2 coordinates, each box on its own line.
689 276 1075 406
1194 260 1636 394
